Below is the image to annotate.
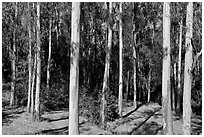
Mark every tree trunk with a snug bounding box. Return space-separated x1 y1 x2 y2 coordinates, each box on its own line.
31 52 37 119
55 5 59 44
34 2 41 121
133 36 137 108
27 2 32 113
183 2 193 135
31 5 36 119
101 2 112 129
10 2 17 107
126 71 129 104
118 2 123 117
162 2 173 135
69 2 80 135
47 17 52 89
172 62 176 111
133 3 137 108
176 19 183 114
147 67 151 103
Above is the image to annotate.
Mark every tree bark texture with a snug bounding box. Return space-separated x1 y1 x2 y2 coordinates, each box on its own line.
34 2 41 121
162 2 173 135
69 2 80 135
183 2 193 135
101 2 112 129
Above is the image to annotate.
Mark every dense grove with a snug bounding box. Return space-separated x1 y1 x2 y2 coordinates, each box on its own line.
2 2 202 134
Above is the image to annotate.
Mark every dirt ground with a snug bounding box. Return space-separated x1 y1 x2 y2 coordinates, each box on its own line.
2 103 202 135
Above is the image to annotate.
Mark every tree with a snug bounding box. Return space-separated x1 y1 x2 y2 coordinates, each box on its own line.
69 2 80 135
132 3 137 108
118 2 123 117
31 3 36 119
46 16 52 89
101 2 112 129
183 2 193 135
162 2 173 135
27 2 32 113
176 18 183 113
10 2 17 107
34 2 41 121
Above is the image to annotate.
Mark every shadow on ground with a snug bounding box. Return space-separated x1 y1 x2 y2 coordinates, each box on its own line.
131 121 163 135
39 126 68 135
2 108 25 126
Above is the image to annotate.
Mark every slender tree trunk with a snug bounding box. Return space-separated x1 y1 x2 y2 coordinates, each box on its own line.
55 5 59 44
133 37 137 108
133 3 137 108
69 2 80 135
162 2 173 135
31 3 36 119
176 19 183 114
27 2 32 113
31 52 37 119
47 17 52 89
183 2 193 135
101 2 112 129
10 2 17 107
147 67 151 103
126 71 129 104
172 62 176 111
118 2 123 117
34 2 41 121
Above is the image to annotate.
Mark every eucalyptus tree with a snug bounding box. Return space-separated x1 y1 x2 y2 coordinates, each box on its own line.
162 2 173 135
69 2 80 135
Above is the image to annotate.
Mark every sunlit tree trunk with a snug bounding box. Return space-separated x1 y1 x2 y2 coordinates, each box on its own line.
176 19 183 114
162 2 173 135
34 2 41 121
27 2 32 113
118 2 123 117
69 2 80 135
31 3 36 119
101 2 112 129
10 2 17 107
147 67 151 103
47 17 52 89
31 52 37 119
183 2 193 135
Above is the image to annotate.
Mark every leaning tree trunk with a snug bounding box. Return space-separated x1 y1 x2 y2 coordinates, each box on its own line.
118 2 123 117
101 2 112 129
69 2 80 135
10 2 17 107
27 2 32 113
34 2 41 121
162 2 173 135
46 17 52 89
183 2 193 135
176 18 183 114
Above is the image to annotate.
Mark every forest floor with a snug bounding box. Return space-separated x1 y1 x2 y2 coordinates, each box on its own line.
2 102 202 135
